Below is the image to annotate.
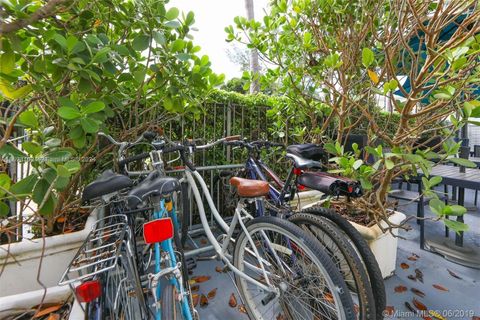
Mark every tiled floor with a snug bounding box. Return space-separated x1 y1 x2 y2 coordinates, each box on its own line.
187 188 480 319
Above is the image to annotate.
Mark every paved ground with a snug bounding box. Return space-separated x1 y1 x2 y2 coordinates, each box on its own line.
187 187 480 319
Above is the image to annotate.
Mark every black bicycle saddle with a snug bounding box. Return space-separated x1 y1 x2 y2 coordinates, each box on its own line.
127 171 181 209
286 144 326 161
82 170 133 202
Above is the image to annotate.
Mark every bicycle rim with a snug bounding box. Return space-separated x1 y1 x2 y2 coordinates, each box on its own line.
233 216 355 320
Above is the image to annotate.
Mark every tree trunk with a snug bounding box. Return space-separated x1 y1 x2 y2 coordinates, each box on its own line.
244 0 260 93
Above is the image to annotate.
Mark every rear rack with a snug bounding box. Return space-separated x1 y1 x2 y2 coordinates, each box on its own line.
59 214 130 285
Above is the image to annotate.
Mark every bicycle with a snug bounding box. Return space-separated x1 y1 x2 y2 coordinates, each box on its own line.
60 132 196 320
100 133 198 320
220 139 385 320
156 137 358 319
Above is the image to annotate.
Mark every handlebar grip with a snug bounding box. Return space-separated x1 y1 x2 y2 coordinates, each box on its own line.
143 131 157 140
224 141 243 147
225 135 241 141
118 152 150 167
162 145 185 154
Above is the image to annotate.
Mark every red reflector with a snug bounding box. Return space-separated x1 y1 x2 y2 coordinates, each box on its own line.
348 186 353 193
143 218 174 244
298 184 306 191
76 280 101 303
293 168 303 175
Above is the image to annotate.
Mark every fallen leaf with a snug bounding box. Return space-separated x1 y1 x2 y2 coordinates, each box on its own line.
191 285 199 292
215 266 223 273
276 314 285 320
324 292 334 304
394 285 408 293
415 269 424 283
429 310 446 320
384 306 394 316
200 294 208 307
207 288 217 300
422 317 433 320
447 269 462 279
408 253 420 261
472 317 480 320
412 298 427 311
354 304 359 314
229 293 237 308
192 294 199 307
200 238 208 245
191 275 211 283
432 284 449 292
47 314 60 320
407 275 417 281
33 305 62 318
400 262 410 269
405 302 416 313
411 288 425 298
56 217 65 223
238 304 247 313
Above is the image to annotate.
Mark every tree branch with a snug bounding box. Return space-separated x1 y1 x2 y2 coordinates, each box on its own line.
0 0 71 36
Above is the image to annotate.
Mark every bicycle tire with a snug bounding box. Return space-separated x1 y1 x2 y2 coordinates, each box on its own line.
233 215 356 320
161 284 180 319
302 207 386 320
288 212 376 320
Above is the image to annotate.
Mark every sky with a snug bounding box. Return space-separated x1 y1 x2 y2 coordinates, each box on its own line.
169 0 269 79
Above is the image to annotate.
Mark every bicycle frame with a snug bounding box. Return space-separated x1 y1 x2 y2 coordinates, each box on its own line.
181 168 279 294
244 155 297 208
151 197 192 320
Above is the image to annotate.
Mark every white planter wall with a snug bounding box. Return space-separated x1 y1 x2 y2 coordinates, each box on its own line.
0 209 99 317
289 190 324 210
350 211 406 278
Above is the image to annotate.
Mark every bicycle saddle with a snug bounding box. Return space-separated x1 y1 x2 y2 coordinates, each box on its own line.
297 172 362 198
286 143 326 161
127 171 180 209
230 177 269 197
285 153 323 169
82 170 133 202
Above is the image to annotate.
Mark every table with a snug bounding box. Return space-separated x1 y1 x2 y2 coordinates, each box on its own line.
426 164 480 268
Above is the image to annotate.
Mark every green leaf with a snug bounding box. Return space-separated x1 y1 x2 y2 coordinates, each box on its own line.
429 176 442 187
153 31 166 45
0 51 15 74
10 174 38 197
64 160 81 173
362 48 375 68
443 219 469 233
69 125 84 140
45 150 71 162
0 173 11 196
53 33 67 49
171 39 185 52
165 7 180 20
132 35 150 51
165 21 181 29
82 101 105 114
352 159 363 170
56 165 71 178
45 138 62 147
19 110 38 129
385 159 394 170
444 205 467 216
0 202 9 217
81 117 99 133
33 178 50 204
429 198 445 216
0 144 25 160
22 141 42 156
448 157 476 168
66 35 78 53
58 106 81 120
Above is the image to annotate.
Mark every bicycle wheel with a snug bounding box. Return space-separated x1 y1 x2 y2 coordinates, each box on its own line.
288 212 376 320
302 207 386 320
161 284 197 320
233 216 356 320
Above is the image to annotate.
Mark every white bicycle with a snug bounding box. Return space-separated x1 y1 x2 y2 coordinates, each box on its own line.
159 137 357 320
